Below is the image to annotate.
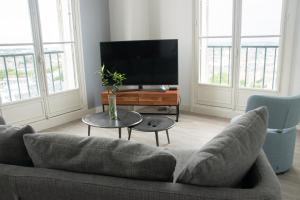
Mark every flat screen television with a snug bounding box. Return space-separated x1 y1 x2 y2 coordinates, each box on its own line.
100 39 178 86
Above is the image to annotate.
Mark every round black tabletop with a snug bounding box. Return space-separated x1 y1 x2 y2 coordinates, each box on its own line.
132 116 175 132
82 109 143 128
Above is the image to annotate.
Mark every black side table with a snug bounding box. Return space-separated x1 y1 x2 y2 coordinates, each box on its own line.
82 109 142 138
128 116 175 146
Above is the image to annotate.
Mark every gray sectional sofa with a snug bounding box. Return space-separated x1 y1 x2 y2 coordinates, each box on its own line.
0 107 282 200
0 152 280 200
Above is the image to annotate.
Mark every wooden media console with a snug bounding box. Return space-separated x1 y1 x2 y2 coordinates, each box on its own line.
101 89 180 122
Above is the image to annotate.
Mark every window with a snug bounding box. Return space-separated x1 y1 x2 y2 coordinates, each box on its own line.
197 0 283 91
0 0 79 104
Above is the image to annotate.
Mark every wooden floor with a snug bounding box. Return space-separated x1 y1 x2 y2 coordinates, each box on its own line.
45 112 300 200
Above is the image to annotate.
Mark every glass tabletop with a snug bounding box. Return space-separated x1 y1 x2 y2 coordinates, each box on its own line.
82 109 143 128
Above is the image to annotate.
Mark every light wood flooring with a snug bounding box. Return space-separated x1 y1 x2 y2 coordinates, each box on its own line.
45 112 300 200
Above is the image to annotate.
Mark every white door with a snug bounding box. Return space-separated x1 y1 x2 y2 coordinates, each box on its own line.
0 0 85 125
194 0 286 113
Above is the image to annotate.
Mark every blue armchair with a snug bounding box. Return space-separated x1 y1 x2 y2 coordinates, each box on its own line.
243 95 300 174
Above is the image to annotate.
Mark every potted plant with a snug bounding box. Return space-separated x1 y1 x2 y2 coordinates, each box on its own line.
100 65 126 120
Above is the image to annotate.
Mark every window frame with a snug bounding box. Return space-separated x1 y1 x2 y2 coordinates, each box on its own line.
0 0 87 108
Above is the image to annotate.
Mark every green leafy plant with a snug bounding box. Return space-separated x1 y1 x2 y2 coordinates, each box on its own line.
100 65 126 95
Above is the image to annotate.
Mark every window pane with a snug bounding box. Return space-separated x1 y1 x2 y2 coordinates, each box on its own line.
39 0 78 94
239 37 279 90
0 46 39 103
200 38 232 85
0 0 40 104
44 44 77 94
241 0 282 36
240 0 282 90
199 0 233 86
200 0 233 37
0 0 33 44
38 0 74 42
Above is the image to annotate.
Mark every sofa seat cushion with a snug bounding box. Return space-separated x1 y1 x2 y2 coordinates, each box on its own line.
24 133 177 181
177 107 268 187
0 125 35 166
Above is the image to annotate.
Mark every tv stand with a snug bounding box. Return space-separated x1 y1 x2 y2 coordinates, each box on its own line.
101 89 180 122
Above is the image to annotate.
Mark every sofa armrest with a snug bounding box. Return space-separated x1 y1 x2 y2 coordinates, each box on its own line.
240 151 282 199
0 152 281 200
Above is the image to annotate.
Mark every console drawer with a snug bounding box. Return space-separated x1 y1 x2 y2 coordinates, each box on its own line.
101 92 139 105
139 95 178 105
101 90 179 106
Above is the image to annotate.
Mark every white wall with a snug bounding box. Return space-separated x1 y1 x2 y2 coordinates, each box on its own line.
109 0 149 41
80 0 110 108
149 0 194 107
289 1 300 95
109 0 194 107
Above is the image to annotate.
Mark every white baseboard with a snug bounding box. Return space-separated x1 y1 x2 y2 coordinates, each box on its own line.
188 104 300 128
189 104 243 119
30 107 100 131
180 105 191 112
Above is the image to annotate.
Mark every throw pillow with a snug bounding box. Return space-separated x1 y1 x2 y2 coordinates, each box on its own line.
24 133 177 181
0 125 35 166
176 106 268 187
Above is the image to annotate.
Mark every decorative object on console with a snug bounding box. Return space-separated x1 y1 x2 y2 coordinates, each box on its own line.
99 65 126 120
169 86 178 90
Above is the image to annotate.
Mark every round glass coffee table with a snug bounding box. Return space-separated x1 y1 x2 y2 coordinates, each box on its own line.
82 109 142 138
128 116 175 146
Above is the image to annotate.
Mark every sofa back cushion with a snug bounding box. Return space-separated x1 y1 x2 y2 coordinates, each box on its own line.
0 125 35 166
24 133 176 181
177 107 268 187
0 116 5 125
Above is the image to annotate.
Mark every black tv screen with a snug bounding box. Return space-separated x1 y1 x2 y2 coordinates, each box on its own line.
100 39 178 85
